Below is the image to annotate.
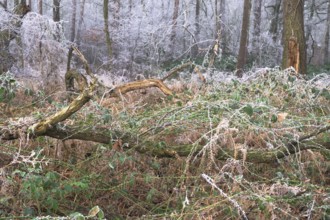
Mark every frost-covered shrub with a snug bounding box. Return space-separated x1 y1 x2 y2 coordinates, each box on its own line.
11 12 67 80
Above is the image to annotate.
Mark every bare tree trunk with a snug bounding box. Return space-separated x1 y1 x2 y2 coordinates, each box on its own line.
76 0 86 47
252 0 262 63
191 0 200 58
113 0 120 28
170 0 180 50
306 0 316 64
53 0 60 22
38 0 42 14
269 0 281 42
208 0 221 68
236 0 252 77
28 0 31 9
3 0 7 9
70 0 77 43
282 0 307 74
67 0 77 72
324 1 330 64
129 0 132 13
103 0 112 63
219 0 227 56
215 0 220 39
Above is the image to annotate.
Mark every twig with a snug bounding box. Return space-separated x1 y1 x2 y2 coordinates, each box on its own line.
201 174 248 220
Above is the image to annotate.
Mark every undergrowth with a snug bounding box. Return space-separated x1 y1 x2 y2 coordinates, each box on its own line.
0 68 329 219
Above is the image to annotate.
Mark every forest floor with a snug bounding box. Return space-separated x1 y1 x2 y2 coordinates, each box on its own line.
0 68 330 219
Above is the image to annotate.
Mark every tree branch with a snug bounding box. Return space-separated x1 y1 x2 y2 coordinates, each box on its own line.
109 79 173 97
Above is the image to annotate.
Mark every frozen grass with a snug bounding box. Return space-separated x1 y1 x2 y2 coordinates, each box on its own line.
0 68 329 219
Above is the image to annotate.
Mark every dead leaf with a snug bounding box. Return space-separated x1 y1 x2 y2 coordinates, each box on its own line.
113 139 123 151
277 112 288 123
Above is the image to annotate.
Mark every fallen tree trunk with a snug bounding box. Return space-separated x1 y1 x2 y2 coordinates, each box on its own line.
2 123 328 164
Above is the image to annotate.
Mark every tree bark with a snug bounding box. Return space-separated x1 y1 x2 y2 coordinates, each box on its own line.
53 0 60 22
2 0 7 9
70 0 77 43
306 0 315 64
76 0 86 47
103 0 113 62
282 0 307 74
2 122 329 164
191 0 200 58
67 0 77 72
324 1 330 64
38 0 42 14
269 0 281 42
236 0 252 77
208 0 221 68
219 0 227 56
252 0 262 62
170 0 180 50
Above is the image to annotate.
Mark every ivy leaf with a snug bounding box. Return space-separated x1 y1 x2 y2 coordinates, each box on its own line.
242 104 253 117
271 114 277 123
0 87 5 100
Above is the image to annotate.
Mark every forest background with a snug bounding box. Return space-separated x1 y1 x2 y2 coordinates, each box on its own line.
0 0 330 219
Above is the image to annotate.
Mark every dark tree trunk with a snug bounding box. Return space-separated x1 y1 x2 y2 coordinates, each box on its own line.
236 0 252 77
282 0 307 74
252 0 262 62
53 0 60 22
76 0 86 47
67 0 77 72
170 0 180 50
103 0 112 61
191 0 200 58
3 0 7 9
324 1 330 64
269 0 282 42
306 0 315 64
38 0 42 14
219 0 227 56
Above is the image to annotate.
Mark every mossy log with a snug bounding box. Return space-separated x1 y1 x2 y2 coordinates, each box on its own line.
30 125 330 163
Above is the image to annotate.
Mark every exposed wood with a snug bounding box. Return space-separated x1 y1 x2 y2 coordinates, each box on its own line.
282 0 307 74
161 62 205 83
161 62 193 81
29 47 97 135
288 36 300 72
109 79 173 97
65 69 88 92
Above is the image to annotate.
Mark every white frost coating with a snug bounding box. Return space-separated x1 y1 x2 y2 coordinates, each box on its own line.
0 8 20 31
12 12 68 78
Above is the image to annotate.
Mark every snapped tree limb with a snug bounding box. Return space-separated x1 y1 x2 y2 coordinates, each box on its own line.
109 79 173 97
